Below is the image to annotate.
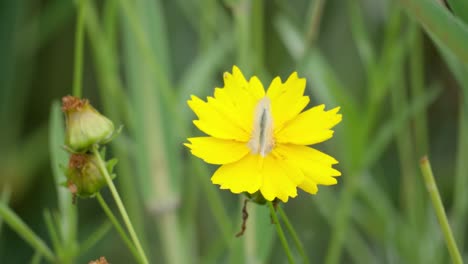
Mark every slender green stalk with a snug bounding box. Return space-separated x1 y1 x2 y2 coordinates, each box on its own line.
72 0 85 98
96 193 141 263
0 185 11 235
0 202 55 261
91 146 149 264
278 206 310 264
419 156 463 264
304 0 325 48
43 210 62 255
251 0 264 72
30 251 42 264
268 202 295 264
399 0 468 65
79 220 112 254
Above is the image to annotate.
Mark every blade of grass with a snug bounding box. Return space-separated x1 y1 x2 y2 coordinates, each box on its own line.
409 23 429 156
364 85 440 169
29 251 42 264
447 0 468 24
304 0 326 48
313 190 379 264
0 186 11 236
121 1 187 261
451 100 468 249
346 0 376 74
0 202 55 262
79 221 112 254
399 0 468 64
390 64 424 230
43 210 62 256
83 0 147 246
419 157 463 264
49 101 77 250
96 193 141 263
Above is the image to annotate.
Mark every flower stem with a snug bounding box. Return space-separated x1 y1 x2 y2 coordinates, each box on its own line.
96 193 141 263
92 146 149 264
72 0 86 98
419 156 463 264
278 206 310 264
268 201 295 264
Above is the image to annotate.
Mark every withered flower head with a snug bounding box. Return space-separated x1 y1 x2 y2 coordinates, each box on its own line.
66 153 116 198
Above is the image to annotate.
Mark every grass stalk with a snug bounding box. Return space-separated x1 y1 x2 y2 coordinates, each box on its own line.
0 202 55 262
96 193 141 263
268 202 295 264
278 206 310 264
419 156 463 264
72 0 85 98
91 146 149 264
304 0 325 48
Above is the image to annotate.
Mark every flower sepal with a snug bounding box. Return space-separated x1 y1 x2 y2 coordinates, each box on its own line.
245 191 269 205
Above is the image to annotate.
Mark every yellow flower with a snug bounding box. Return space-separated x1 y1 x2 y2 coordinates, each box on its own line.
185 66 342 202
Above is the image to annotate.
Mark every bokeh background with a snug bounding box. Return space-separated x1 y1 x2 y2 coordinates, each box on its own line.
1 0 468 263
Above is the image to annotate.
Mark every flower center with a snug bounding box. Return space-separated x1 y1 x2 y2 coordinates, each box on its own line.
248 96 275 156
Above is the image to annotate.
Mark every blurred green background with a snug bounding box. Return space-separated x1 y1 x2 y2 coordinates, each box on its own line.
1 0 468 263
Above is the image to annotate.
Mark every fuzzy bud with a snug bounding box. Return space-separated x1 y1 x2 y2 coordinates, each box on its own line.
62 96 114 152
66 153 115 198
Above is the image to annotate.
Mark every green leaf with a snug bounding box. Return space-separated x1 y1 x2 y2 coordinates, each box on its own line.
447 0 468 24
399 0 468 65
364 85 441 168
0 202 55 261
49 101 77 246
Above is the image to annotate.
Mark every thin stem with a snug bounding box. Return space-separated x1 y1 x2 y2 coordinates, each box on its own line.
268 202 295 264
278 206 310 264
91 146 149 264
0 202 55 262
96 193 141 263
72 0 86 98
305 0 325 48
419 156 463 264
79 220 112 254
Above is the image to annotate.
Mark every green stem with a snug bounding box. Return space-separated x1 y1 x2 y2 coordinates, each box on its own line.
91 146 149 264
79 220 112 254
419 156 463 264
304 0 325 48
72 0 85 98
278 206 310 264
0 202 55 262
96 193 141 263
268 202 295 264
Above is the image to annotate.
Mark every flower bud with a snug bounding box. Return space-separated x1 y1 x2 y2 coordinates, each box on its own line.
66 153 115 198
62 95 114 152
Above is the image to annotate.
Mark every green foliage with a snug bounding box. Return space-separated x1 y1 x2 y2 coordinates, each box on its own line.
1 0 467 263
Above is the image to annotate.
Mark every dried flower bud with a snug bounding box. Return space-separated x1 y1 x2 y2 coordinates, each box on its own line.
89 257 109 264
66 152 116 198
62 95 114 152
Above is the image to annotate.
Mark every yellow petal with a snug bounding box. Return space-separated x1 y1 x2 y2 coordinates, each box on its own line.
275 105 342 145
247 76 266 99
185 137 250 165
275 144 341 194
217 68 266 133
259 154 302 202
298 178 319 195
266 73 310 131
187 95 250 141
211 154 263 194
211 154 302 202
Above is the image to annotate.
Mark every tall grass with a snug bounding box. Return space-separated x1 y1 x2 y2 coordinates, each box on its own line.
0 0 467 263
